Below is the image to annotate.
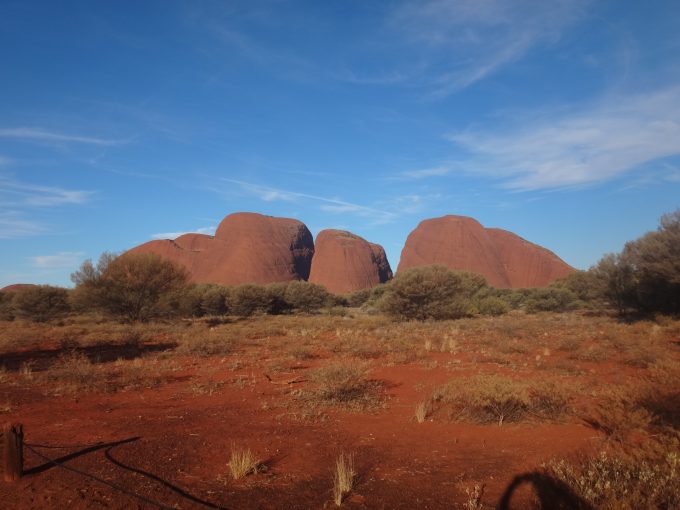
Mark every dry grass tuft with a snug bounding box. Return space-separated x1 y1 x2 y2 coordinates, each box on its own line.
415 401 430 423
228 447 260 480
464 483 485 510
332 453 356 506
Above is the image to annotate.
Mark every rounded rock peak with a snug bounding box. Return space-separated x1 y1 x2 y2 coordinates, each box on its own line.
310 229 392 294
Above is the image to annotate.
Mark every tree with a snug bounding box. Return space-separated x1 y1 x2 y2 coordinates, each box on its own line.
592 208 680 315
71 252 189 322
591 253 634 314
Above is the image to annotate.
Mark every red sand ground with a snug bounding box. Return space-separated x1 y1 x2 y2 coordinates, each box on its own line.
0 337 604 509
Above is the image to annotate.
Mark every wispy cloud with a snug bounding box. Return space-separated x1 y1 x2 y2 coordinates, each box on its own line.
0 177 95 206
387 0 588 96
399 166 452 180
0 155 11 166
151 226 216 240
223 179 398 224
0 177 95 238
0 211 43 239
443 86 680 190
0 127 123 146
30 251 85 269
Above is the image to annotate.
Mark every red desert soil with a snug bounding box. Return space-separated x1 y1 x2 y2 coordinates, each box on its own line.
398 215 575 288
309 230 393 294
0 315 633 509
128 212 315 286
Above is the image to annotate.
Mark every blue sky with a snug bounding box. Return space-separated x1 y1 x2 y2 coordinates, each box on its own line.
1 0 679 287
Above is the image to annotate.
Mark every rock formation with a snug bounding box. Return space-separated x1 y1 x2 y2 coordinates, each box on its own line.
398 215 574 288
128 212 314 286
309 229 392 294
0 284 37 292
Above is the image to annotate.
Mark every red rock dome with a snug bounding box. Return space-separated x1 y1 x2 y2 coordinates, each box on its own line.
309 229 392 294
398 215 574 288
128 212 314 286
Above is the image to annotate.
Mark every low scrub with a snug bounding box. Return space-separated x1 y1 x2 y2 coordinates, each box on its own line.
431 375 569 425
544 451 680 510
12 285 70 322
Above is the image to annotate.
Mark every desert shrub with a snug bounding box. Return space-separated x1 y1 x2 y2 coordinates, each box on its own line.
551 270 605 305
201 285 230 316
346 288 371 307
544 451 680 510
0 291 15 321
174 284 210 317
229 284 271 317
283 281 331 312
524 288 579 313
431 375 569 425
379 266 486 320
12 285 70 322
477 296 510 316
265 282 292 314
45 352 99 393
502 288 534 309
71 252 189 322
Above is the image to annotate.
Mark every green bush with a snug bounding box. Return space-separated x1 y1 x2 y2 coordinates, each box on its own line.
551 270 605 305
229 284 271 317
379 266 486 321
345 288 371 307
12 285 70 322
174 284 209 317
283 281 331 312
524 287 579 313
71 252 189 322
265 283 292 315
477 296 510 316
201 285 230 316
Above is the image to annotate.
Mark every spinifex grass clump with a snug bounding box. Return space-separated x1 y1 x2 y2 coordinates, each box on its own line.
430 374 569 425
332 453 356 506
228 447 260 480
310 361 373 404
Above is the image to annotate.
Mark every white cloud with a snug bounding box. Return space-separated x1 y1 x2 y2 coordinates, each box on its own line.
151 226 216 240
30 251 85 269
445 86 680 190
223 179 398 223
0 127 122 146
388 0 588 96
